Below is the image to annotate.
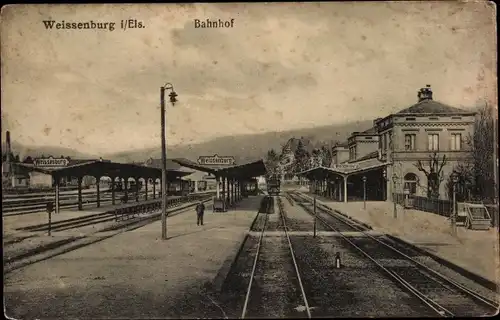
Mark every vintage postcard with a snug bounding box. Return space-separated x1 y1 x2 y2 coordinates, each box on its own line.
2 2 498 319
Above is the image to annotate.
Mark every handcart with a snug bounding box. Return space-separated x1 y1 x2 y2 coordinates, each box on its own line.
213 197 227 212
457 202 492 230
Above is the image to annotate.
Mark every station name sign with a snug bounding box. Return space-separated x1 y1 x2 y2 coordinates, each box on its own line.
331 164 359 171
34 156 69 168
198 154 235 166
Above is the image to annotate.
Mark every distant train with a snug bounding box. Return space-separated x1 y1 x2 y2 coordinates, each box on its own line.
243 178 259 196
111 179 208 196
267 177 281 196
167 180 190 196
187 180 208 193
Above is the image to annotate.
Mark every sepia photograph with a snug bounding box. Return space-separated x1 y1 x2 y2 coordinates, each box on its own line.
2 2 499 319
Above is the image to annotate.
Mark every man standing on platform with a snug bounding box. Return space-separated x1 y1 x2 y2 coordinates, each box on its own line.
196 201 205 226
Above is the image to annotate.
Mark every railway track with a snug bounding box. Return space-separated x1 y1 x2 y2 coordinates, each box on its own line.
2 191 214 215
289 191 499 317
241 196 311 319
4 196 214 273
11 194 213 234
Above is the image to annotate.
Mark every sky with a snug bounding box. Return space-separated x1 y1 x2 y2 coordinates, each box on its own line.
1 2 496 155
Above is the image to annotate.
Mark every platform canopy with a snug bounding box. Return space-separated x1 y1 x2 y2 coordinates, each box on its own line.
172 158 267 179
297 162 389 180
13 161 192 180
218 159 267 179
170 158 220 175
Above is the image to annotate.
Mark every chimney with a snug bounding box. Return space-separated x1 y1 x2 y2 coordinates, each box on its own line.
6 131 11 156
3 131 12 176
417 84 433 102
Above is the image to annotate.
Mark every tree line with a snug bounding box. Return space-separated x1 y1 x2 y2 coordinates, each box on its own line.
445 103 497 203
264 137 337 180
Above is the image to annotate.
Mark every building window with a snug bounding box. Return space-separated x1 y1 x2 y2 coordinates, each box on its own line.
349 146 357 160
428 134 439 151
383 133 388 150
450 133 462 151
404 173 418 195
404 134 416 151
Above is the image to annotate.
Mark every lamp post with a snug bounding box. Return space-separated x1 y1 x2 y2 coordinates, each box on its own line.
451 171 458 236
160 82 178 240
362 176 367 210
392 173 398 218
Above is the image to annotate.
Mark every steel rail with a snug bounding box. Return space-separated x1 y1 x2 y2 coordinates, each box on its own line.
277 196 312 318
241 197 270 319
294 191 499 311
4 198 215 274
289 191 451 317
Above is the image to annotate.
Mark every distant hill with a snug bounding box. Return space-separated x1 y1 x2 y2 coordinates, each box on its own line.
106 119 374 164
2 119 374 164
2 141 98 160
3 105 487 165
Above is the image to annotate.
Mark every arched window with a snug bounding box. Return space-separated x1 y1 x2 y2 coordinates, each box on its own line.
404 173 418 195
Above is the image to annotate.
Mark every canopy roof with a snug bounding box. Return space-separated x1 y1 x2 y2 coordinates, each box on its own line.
297 162 388 180
218 159 267 179
13 161 192 179
172 158 267 179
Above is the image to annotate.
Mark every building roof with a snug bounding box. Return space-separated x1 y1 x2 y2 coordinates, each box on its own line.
171 158 267 179
297 161 388 179
361 127 377 134
396 100 472 115
142 158 192 171
11 161 191 180
352 151 379 163
20 158 108 166
348 127 378 141
218 159 268 179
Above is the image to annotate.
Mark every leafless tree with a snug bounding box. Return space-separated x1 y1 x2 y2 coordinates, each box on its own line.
414 152 447 199
450 102 496 202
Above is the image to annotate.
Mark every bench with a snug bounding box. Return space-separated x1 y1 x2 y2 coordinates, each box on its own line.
113 193 211 221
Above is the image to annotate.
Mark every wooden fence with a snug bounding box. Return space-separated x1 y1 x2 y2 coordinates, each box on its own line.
393 193 453 217
394 193 498 227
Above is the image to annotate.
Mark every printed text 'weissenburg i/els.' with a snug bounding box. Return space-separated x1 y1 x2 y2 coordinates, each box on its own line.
42 20 145 31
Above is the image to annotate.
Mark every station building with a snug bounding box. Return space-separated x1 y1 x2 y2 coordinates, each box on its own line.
307 85 476 202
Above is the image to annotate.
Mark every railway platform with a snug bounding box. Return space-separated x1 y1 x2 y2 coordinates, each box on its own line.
302 193 499 285
3 193 215 268
3 195 186 237
4 195 265 319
